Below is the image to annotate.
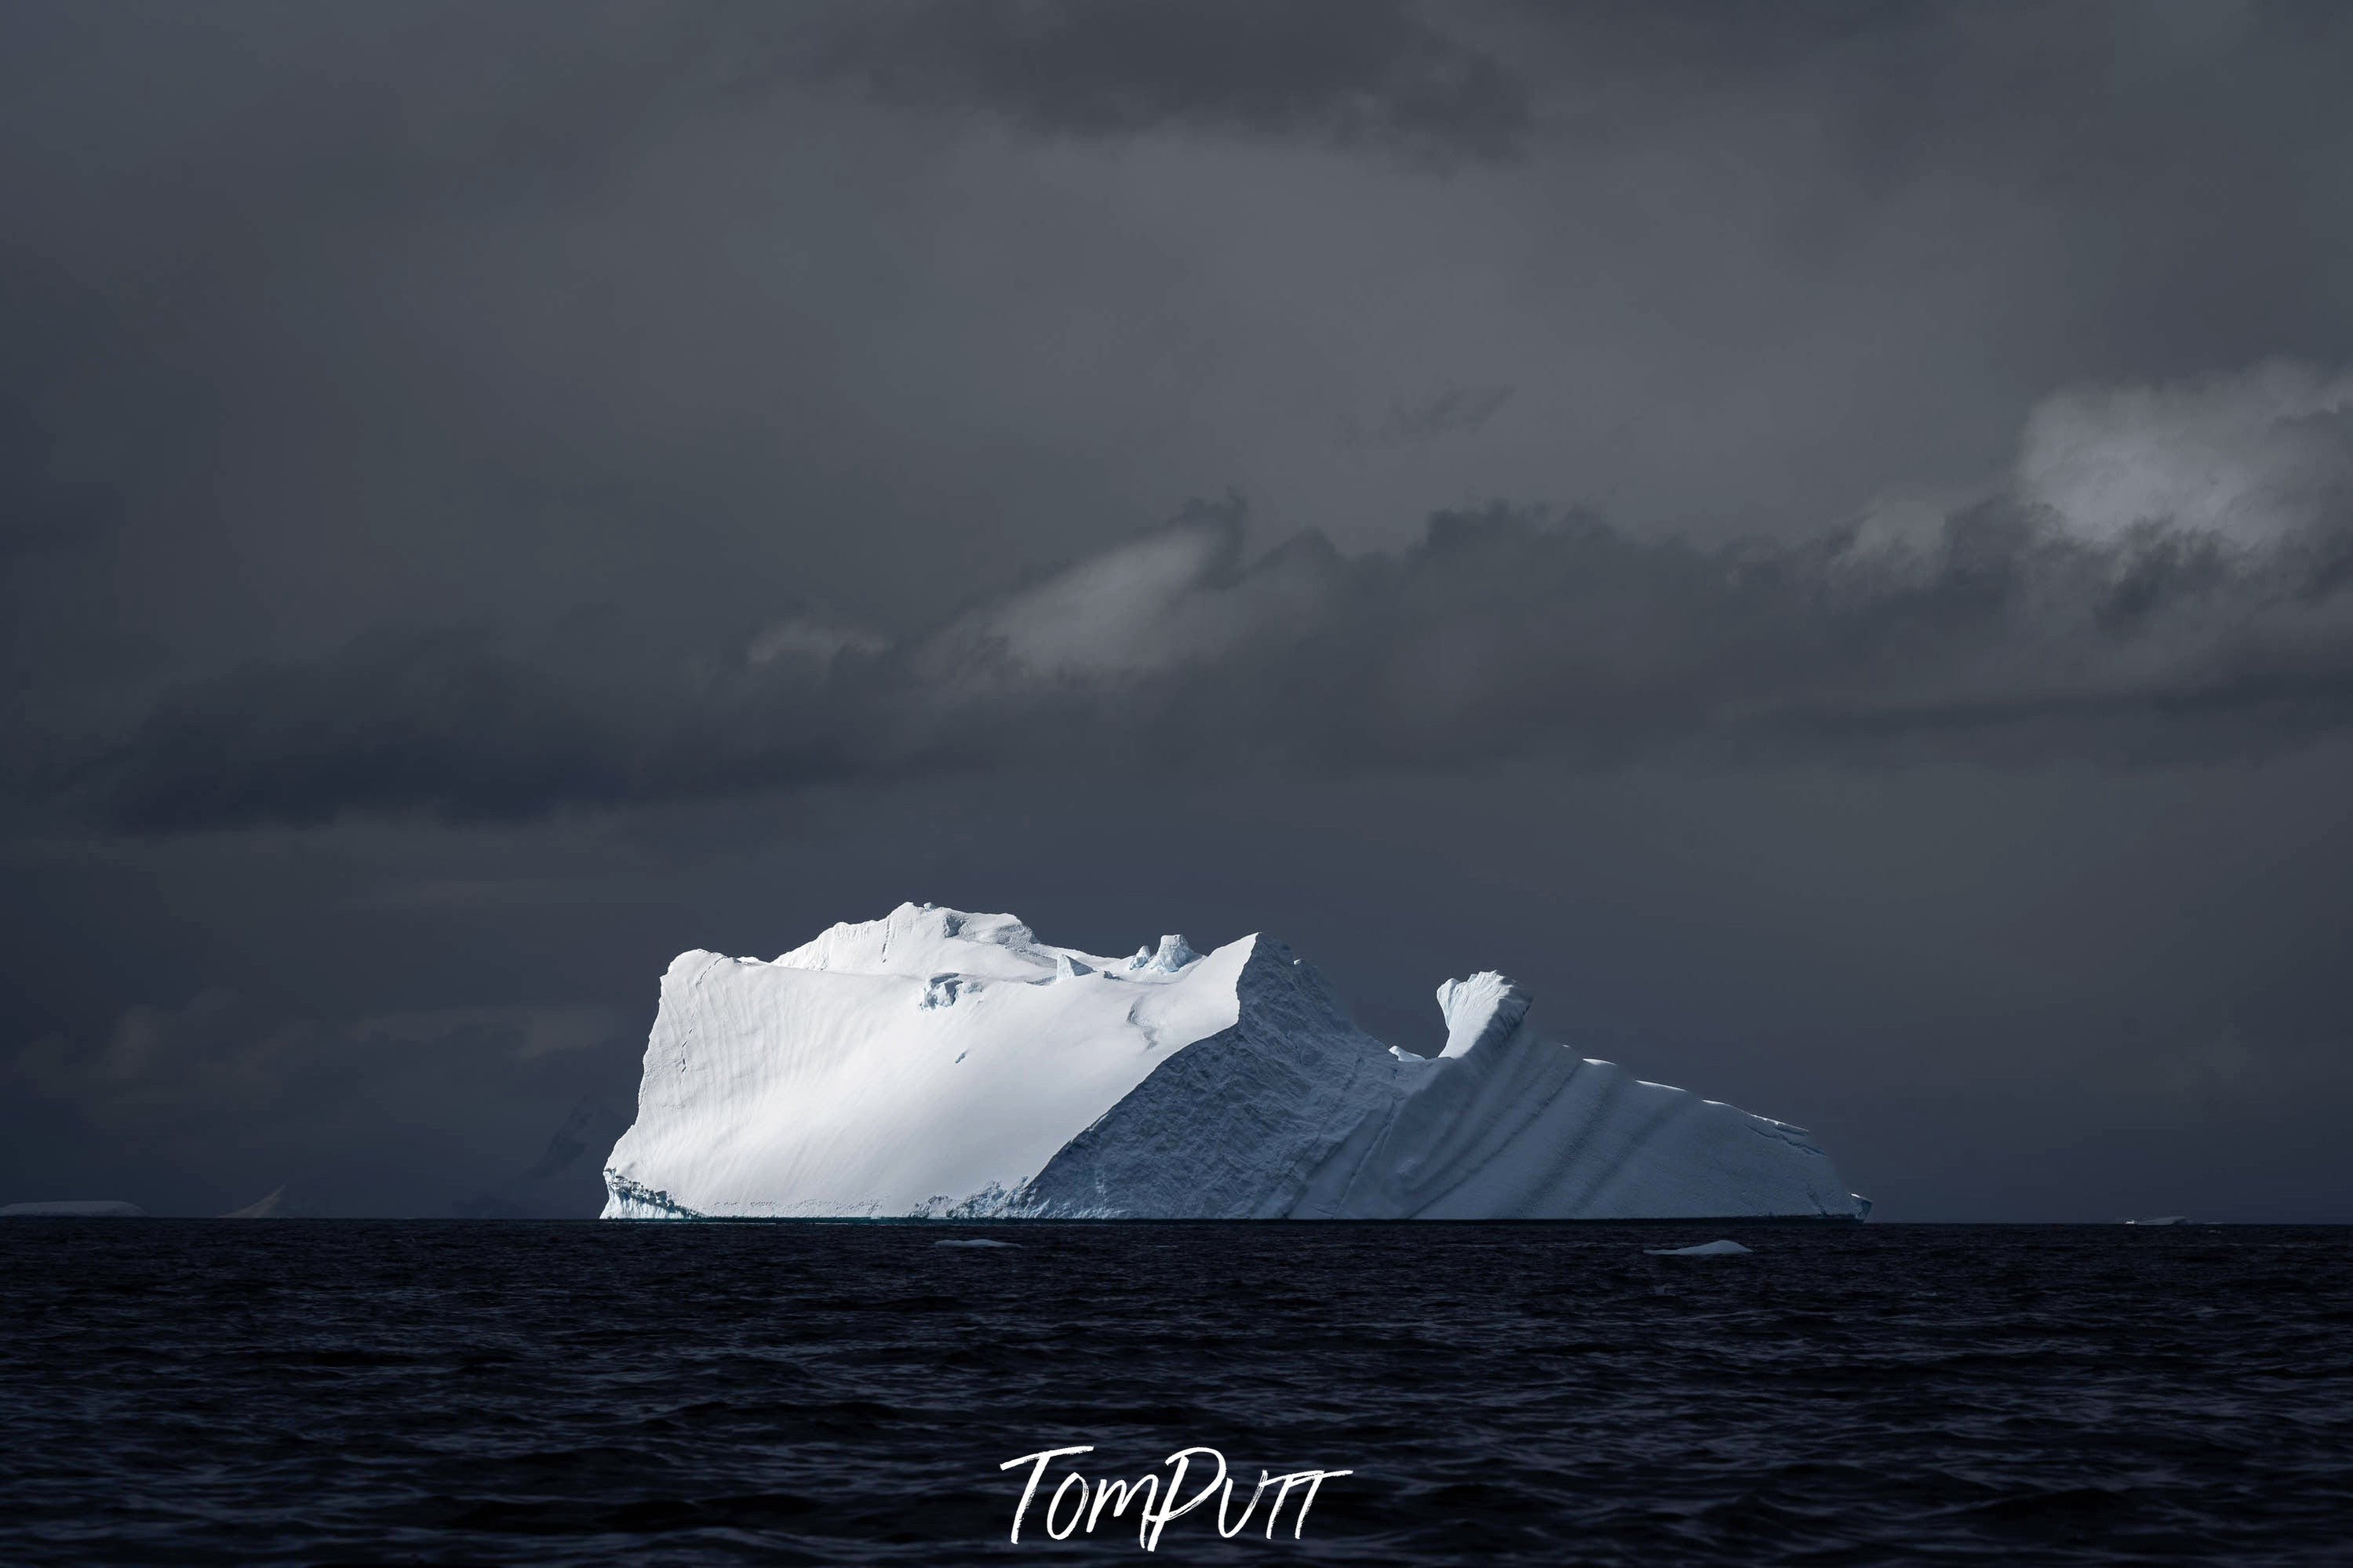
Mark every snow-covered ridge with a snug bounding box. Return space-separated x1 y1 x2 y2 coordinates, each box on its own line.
601 903 1870 1221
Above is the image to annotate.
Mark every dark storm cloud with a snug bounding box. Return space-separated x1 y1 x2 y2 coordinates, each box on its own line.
0 0 1525 274
1509 0 2353 170
47 615 889 831
796 0 1529 163
49 462 2353 831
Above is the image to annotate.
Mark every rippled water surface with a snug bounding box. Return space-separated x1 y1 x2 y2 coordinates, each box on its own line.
5 1222 2351 1565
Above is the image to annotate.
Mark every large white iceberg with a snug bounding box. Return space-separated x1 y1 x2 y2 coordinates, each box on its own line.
602 904 1869 1221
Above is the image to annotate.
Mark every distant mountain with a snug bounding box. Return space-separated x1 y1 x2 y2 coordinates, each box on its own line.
457 1095 629 1218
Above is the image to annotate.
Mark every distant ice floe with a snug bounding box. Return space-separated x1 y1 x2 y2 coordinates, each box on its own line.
934 1239 1018 1248
1648 1239 1754 1257
2 1200 147 1217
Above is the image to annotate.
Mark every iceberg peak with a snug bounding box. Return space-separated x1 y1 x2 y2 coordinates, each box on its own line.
1435 970 1533 1058
1128 933 1201 973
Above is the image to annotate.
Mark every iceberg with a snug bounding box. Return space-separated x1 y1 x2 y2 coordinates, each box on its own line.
220 1187 296 1220
218 1185 330 1219
602 903 1870 1222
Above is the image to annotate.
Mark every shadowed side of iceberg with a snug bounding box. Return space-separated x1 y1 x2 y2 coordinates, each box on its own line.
1010 937 1418 1217
1290 973 1868 1221
1021 961 1869 1221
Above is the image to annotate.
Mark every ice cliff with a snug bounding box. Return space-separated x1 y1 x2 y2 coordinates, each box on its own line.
602 903 1869 1221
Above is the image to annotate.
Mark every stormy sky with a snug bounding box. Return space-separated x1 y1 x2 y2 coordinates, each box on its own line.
5 0 2351 1220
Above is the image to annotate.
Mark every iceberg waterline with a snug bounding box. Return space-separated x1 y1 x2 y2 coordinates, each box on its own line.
601 903 1870 1222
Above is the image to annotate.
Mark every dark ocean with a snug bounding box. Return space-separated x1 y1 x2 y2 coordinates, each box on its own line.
4 1221 2349 1566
